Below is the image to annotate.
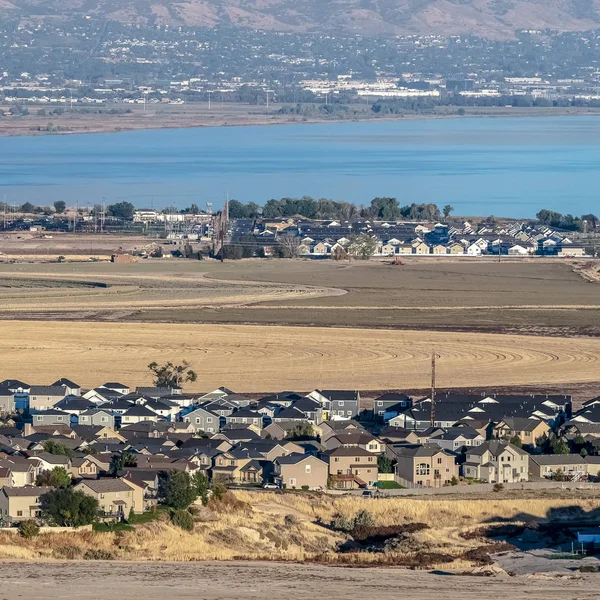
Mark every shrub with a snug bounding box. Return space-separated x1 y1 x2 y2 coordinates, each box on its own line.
55 545 82 559
211 482 227 502
493 483 504 493
353 510 375 529
171 509 194 531
284 514 299 527
450 476 458 486
330 513 354 533
19 520 39 538
83 549 115 560
301 485 309 491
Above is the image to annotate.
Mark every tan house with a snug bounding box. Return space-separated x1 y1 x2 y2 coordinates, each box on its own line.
431 244 447 255
393 445 458 486
447 243 465 255
323 433 384 454
274 454 328 490
211 451 262 484
529 455 600 479
325 446 378 488
463 440 529 483
0 486 53 523
120 474 154 512
0 456 40 487
70 456 99 479
74 479 135 516
493 418 550 446
412 241 430 255
28 386 68 411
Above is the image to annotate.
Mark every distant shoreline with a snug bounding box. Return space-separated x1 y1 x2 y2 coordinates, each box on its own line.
0 104 599 138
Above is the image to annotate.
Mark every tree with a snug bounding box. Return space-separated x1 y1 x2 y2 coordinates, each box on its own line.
36 467 71 488
171 508 194 531
148 360 197 389
370 197 399 221
443 205 454 219
53 200 67 214
43 440 74 459
158 471 197 509
509 435 523 448
349 234 377 260
110 452 137 476
279 235 302 258
20 202 35 214
19 520 40 537
192 470 209 505
107 201 135 220
551 436 569 455
40 488 99 526
377 455 394 474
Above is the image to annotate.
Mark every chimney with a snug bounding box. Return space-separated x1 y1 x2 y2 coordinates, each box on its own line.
24 423 34 436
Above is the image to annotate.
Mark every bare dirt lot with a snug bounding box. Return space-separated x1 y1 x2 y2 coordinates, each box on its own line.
0 560 594 600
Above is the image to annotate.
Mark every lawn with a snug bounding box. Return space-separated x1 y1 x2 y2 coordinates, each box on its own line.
376 481 404 489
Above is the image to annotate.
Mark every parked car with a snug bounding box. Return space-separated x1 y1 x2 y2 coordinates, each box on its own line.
262 482 279 489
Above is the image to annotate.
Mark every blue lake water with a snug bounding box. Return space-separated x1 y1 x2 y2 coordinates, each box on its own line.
1 116 599 217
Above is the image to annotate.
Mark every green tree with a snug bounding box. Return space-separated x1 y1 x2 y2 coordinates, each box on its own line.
158 471 197 509
581 447 589 458
171 508 194 531
443 204 454 218
509 435 523 448
551 436 569 455
377 455 394 474
349 234 377 260
191 470 209 505
19 520 40 537
40 488 99 526
36 466 71 487
43 440 74 459
107 201 135 220
148 360 197 389
110 452 137 476
53 200 67 214
20 202 35 214
370 197 399 221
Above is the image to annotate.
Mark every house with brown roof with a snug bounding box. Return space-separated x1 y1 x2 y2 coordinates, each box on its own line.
70 456 99 479
74 478 136 516
393 444 458 486
0 486 53 523
324 446 378 488
274 454 328 490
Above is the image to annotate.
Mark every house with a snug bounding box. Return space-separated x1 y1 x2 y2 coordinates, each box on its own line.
508 244 529 256
308 390 360 419
0 467 15 488
32 409 71 427
374 392 412 419
431 244 446 255
51 378 81 396
120 474 154 512
447 243 464 255
211 450 263 484
183 406 220 434
466 243 482 256
428 427 485 452
319 419 366 441
75 479 136 516
529 454 590 480
0 387 16 414
0 486 53 523
289 398 324 424
462 440 529 483
70 456 99 479
29 452 71 473
493 418 551 446
28 386 68 411
324 446 378 488
121 405 161 425
0 456 40 486
102 382 130 395
225 410 263 429
412 241 430 255
77 409 116 429
323 432 384 454
274 454 328 490
393 445 458 486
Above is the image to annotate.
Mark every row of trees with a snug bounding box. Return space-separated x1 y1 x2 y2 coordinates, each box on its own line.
536 209 598 232
229 196 450 222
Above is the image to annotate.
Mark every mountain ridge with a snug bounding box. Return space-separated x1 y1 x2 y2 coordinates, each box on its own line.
7 0 600 38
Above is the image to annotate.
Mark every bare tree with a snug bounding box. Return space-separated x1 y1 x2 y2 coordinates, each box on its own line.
279 235 302 258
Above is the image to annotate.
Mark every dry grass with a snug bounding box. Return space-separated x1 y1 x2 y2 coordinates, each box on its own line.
0 492 596 567
2 319 600 391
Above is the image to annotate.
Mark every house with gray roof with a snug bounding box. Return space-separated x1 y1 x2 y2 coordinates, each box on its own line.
28 386 68 411
463 440 529 483
183 406 220 434
274 454 328 490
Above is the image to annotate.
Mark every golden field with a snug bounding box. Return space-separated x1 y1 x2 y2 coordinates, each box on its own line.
1 320 600 392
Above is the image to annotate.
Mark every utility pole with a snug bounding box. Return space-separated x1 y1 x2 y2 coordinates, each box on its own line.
430 350 436 428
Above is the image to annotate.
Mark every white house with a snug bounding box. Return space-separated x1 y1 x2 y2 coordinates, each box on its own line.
467 243 482 256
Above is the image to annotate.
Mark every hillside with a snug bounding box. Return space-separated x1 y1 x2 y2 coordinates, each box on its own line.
6 0 600 38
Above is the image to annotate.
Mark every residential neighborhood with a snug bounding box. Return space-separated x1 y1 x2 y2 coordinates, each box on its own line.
0 375 598 528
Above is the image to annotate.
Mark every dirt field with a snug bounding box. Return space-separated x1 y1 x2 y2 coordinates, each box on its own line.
0 560 594 599
0 258 599 333
2 320 600 392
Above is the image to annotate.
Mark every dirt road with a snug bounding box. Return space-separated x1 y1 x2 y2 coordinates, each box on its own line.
0 560 593 599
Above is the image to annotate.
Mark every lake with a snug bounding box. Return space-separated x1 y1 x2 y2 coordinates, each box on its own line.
1 116 599 217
